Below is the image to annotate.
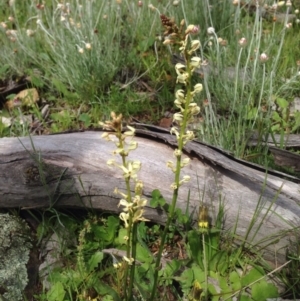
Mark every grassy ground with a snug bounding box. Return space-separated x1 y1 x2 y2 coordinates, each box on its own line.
1 0 300 300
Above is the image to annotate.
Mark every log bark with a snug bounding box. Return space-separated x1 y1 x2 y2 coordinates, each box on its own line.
0 128 299 264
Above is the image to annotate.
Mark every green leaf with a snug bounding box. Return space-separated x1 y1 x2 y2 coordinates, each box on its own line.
136 243 153 263
79 113 91 127
0 64 9 77
252 281 278 300
241 266 264 287
272 111 282 122
95 281 121 301
247 107 258 120
46 282 65 301
187 230 203 268
150 189 166 208
175 268 194 291
276 97 289 109
208 250 229 274
191 263 205 283
240 295 253 301
229 271 241 291
106 216 120 243
87 251 104 273
117 228 127 245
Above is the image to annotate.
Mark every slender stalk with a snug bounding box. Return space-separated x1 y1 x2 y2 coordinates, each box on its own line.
127 223 137 300
150 41 196 301
202 233 208 301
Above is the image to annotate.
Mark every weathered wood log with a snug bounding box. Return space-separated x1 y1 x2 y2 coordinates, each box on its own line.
0 128 299 264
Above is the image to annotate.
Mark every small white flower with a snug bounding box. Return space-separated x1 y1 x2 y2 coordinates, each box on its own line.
128 140 138 151
176 72 189 84
170 183 178 190
101 132 112 141
123 256 134 265
166 160 174 169
185 24 196 34
189 39 200 52
119 212 129 228
26 29 35 37
193 83 203 93
176 89 185 100
238 37 247 47
174 99 183 108
163 39 172 45
260 52 269 63
286 22 292 29
175 63 186 71
179 175 191 185
132 160 141 171
173 112 183 122
107 159 115 166
170 126 180 138
124 125 135 136
181 157 190 167
207 27 215 35
173 149 182 157
185 131 195 141
190 56 201 68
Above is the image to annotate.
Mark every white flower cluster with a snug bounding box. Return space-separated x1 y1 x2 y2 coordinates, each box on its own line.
166 25 203 189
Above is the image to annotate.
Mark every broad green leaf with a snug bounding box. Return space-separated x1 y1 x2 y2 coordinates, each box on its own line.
117 228 127 245
272 111 281 122
187 230 203 267
46 282 65 301
252 281 278 300
135 243 153 263
175 268 194 290
150 189 166 207
79 113 91 127
192 263 205 283
87 251 104 272
105 216 120 243
0 64 9 77
229 271 241 290
95 281 121 301
208 250 229 273
276 97 289 109
241 266 264 287
247 107 258 120
240 294 253 301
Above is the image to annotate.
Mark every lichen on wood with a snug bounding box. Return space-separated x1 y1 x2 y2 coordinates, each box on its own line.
0 213 32 301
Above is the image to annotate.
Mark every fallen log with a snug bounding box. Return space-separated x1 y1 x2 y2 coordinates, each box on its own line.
0 128 299 264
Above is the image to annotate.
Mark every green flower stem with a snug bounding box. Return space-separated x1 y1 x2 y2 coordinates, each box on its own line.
202 233 208 301
150 51 193 301
122 172 132 301
116 130 135 301
128 223 138 299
